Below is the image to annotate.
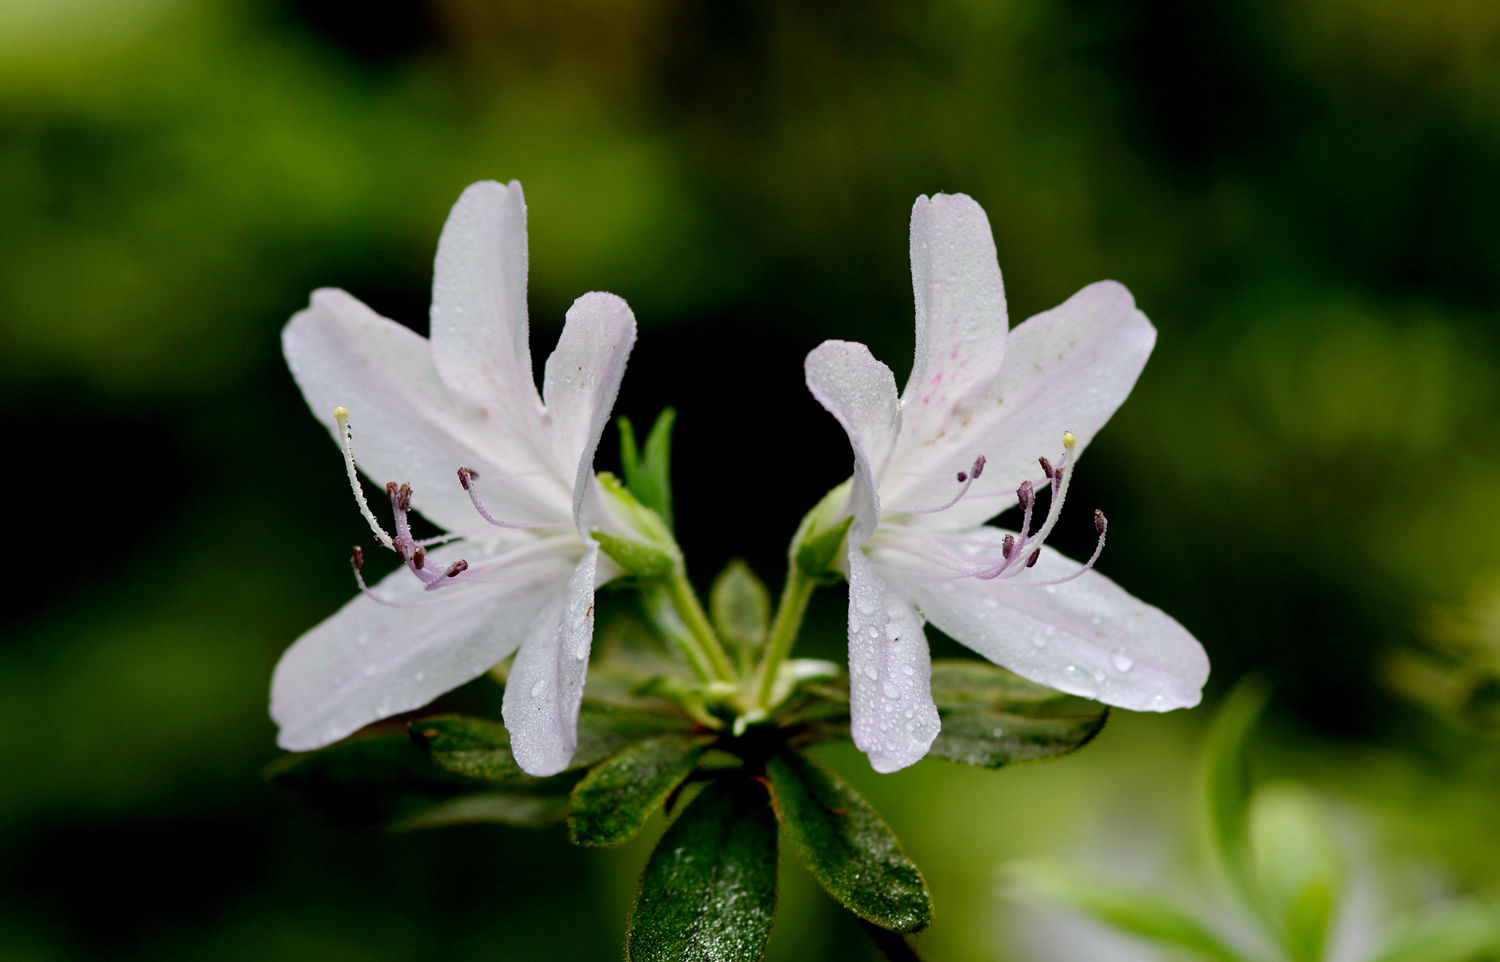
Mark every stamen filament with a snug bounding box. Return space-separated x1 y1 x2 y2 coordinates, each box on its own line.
333 407 393 547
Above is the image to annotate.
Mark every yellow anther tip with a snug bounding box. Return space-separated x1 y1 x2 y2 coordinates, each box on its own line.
332 406 350 421
1062 431 1077 449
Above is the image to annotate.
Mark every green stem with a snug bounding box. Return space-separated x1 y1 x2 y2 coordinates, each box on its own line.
756 566 817 708
665 572 736 682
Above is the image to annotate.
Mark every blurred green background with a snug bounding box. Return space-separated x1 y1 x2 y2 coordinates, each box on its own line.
3 0 1498 959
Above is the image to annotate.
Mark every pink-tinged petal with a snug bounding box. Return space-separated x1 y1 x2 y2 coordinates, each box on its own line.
540 292 637 530
875 529 1208 712
884 281 1155 529
805 340 901 542
846 548 941 773
430 181 542 419
899 194 1009 452
502 543 602 776
271 539 576 751
283 289 569 533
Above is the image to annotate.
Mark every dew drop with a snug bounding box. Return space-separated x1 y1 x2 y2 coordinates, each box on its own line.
1044 585 1058 594
1030 635 1047 648
855 598 876 616
863 664 880 680
1111 651 1135 672
529 678 546 698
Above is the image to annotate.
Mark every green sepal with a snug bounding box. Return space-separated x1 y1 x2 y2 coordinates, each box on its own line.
410 705 695 783
926 706 1108 769
265 732 504 830
711 559 772 668
1007 863 1249 962
766 752 932 933
794 516 853 579
627 778 778 962
568 732 717 847
595 531 680 581
618 408 677 532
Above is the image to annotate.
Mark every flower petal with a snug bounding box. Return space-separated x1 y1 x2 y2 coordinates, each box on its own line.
845 547 941 773
502 543 602 776
805 340 901 542
540 292 637 529
283 289 569 533
429 180 542 420
271 539 577 751
884 281 1156 529
900 193 1010 454
875 529 1208 712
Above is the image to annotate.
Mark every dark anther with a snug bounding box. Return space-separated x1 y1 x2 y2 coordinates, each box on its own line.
457 466 478 490
445 560 469 578
396 483 413 511
1016 481 1034 511
413 546 426 570
971 455 986 478
1026 548 1040 568
1002 534 1016 558
351 546 365 570
956 470 968 483
1094 509 1107 534
1038 456 1054 479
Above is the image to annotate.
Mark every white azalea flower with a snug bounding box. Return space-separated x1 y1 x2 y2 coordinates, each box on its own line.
804 193 1209 773
271 180 639 776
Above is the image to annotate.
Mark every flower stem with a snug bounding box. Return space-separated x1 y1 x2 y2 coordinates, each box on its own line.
665 572 737 682
756 566 817 708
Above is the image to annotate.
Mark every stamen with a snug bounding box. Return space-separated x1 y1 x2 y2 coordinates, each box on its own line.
1038 456 1054 480
1002 534 1015 558
1026 548 1040 568
349 544 447 608
351 545 364 571
457 465 565 531
911 454 987 515
412 546 426 570
333 407 392 547
1025 509 1108 588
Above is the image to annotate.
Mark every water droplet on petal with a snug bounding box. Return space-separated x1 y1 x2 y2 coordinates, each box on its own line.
1030 635 1047 648
1111 651 1135 672
863 664 879 680
529 678 546 698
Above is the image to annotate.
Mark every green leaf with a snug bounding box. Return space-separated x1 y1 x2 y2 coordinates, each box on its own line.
1201 677 1271 906
389 791 570 832
1249 784 1344 962
568 732 717 847
266 732 485 829
627 778 778 962
1010 863 1249 962
794 516 853 579
766 752 931 933
618 408 677 531
926 706 1108 768
711 559 771 669
928 660 1094 713
1365 900 1500 962
411 705 695 783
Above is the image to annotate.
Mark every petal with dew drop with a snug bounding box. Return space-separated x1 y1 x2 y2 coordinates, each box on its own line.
539 292 637 530
883 281 1156 529
900 193 1010 454
846 548 941 773
271 539 577 752
874 528 1208 712
502 543 603 776
429 180 541 421
283 289 569 534
804 340 901 543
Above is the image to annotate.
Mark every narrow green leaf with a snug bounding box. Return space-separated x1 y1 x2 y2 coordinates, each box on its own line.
389 791 570 832
926 707 1107 768
411 705 695 783
568 732 716 847
618 409 677 531
1249 784 1344 962
628 778 778 962
266 732 482 828
1365 900 1500 962
1201 678 1271 905
627 780 780 960
794 516 854 579
766 752 931 933
711 559 772 668
1011 863 1249 962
